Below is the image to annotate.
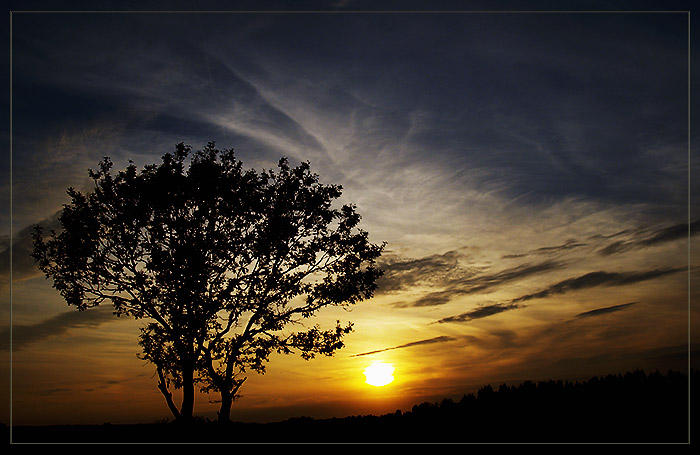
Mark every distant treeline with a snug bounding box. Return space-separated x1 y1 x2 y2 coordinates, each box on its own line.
10 369 695 443
271 368 692 443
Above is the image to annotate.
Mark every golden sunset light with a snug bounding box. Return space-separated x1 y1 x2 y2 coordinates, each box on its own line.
3 0 697 445
364 362 395 387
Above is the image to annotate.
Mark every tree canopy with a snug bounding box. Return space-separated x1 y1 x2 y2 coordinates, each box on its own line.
32 142 385 422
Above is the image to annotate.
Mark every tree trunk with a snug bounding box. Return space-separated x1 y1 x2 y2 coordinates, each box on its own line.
158 380 181 421
217 390 233 423
156 365 181 421
179 364 195 423
217 377 246 423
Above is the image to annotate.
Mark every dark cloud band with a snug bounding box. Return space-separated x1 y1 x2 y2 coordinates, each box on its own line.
437 266 684 324
598 220 698 256
573 301 639 319
1 306 114 351
436 303 520 324
351 335 456 357
391 259 563 308
512 267 685 303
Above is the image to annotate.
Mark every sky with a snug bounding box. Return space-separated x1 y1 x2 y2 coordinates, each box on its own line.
3 0 699 427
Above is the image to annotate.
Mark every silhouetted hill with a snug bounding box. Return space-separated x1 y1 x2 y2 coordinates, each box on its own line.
9 369 695 443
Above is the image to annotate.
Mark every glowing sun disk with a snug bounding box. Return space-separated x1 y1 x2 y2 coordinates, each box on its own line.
363 362 395 387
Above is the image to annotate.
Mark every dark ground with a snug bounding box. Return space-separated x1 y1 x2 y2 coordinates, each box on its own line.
7 369 696 444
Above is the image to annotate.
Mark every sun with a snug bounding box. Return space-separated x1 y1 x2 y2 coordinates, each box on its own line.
363 362 395 387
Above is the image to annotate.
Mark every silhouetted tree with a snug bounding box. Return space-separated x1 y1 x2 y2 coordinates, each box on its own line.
32 142 384 423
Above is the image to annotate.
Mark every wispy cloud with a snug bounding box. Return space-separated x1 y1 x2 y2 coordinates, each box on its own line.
351 335 457 357
437 267 684 324
502 239 587 259
570 302 639 320
597 220 698 256
394 260 564 308
0 212 62 288
436 303 521 324
376 250 467 294
511 267 685 304
1 306 114 351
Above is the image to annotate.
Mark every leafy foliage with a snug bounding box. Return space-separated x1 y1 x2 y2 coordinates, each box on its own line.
32 142 385 422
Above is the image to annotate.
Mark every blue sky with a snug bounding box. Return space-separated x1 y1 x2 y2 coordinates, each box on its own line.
3 0 698 425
